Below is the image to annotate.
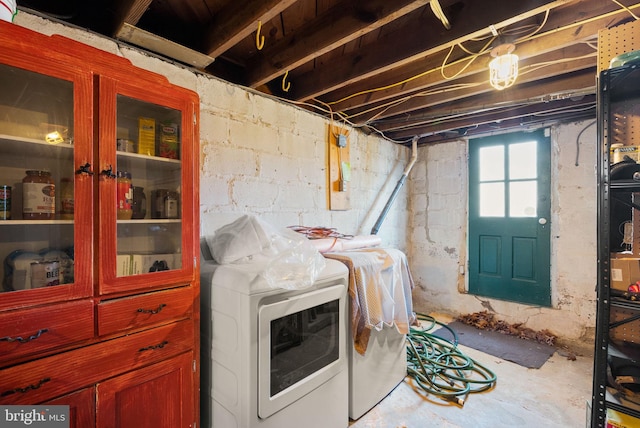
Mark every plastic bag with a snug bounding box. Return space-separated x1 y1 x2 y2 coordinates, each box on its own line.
261 226 326 290
206 214 326 290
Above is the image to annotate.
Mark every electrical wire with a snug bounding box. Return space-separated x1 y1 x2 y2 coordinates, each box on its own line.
513 9 550 42
274 3 639 143
406 313 497 405
327 3 637 111
612 0 640 19
440 37 495 80
574 120 596 166
430 0 451 30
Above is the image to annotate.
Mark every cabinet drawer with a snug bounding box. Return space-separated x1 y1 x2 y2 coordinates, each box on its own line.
97 286 193 336
0 319 193 404
0 300 94 366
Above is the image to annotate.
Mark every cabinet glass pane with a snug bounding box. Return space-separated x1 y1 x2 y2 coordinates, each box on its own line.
115 95 182 277
0 63 75 293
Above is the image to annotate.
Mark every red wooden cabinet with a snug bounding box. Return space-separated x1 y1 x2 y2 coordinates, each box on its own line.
47 388 96 428
0 21 200 427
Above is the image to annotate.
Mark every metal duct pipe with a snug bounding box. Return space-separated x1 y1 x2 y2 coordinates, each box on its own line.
371 136 418 235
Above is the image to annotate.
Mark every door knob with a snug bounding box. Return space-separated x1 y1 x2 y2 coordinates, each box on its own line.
538 218 547 225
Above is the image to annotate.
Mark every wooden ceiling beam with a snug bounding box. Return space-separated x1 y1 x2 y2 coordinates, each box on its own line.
405 100 596 144
326 0 624 113
289 0 570 101
111 0 152 35
349 43 597 124
203 0 298 58
244 0 432 88
385 95 595 142
375 69 596 136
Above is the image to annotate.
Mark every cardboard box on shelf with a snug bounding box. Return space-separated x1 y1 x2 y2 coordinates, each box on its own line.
116 254 131 277
137 117 156 156
158 122 179 159
131 253 180 275
607 407 640 427
611 257 640 291
0 106 48 140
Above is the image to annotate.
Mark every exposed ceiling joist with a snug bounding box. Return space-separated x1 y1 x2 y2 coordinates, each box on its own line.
19 0 637 144
245 0 432 88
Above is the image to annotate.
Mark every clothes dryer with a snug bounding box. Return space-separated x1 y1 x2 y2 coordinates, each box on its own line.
200 250 349 428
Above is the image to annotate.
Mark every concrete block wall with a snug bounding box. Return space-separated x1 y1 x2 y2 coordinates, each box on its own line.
196 75 412 250
14 12 598 344
15 12 411 252
408 121 598 344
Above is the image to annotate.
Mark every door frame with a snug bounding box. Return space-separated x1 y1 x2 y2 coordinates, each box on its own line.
467 128 552 307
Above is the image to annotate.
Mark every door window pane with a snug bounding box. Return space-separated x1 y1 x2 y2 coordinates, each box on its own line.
479 146 504 181
480 182 505 217
509 141 537 179
509 181 537 217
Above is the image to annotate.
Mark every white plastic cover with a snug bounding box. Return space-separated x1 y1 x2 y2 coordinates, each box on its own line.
205 214 326 290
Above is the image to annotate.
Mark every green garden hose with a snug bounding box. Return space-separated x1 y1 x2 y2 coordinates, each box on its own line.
406 313 497 406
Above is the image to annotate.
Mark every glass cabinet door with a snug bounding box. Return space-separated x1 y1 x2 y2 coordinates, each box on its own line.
97 77 197 294
116 96 183 275
0 61 93 309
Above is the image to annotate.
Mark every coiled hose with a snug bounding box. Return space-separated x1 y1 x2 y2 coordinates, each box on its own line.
406 313 497 406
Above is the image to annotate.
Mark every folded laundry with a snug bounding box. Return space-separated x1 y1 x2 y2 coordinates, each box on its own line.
311 234 382 253
325 248 416 355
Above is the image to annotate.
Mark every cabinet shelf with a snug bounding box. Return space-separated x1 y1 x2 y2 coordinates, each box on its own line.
612 299 640 311
0 220 74 226
606 399 640 420
0 133 74 160
117 151 181 168
611 181 640 191
117 219 181 224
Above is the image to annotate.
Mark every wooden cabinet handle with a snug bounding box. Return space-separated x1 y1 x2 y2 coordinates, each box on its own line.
139 341 169 352
100 165 116 179
75 162 94 176
137 303 166 314
1 377 51 397
0 328 49 343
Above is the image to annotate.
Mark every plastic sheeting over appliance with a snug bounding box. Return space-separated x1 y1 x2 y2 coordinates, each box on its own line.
325 248 416 355
204 214 326 290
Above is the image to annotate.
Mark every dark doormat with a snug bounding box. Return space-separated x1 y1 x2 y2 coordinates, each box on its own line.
431 321 556 369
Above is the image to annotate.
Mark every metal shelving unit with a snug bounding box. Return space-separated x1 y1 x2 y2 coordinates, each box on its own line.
592 62 640 427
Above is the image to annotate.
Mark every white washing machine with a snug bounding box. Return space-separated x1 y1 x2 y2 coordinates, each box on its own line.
349 326 407 420
200 244 349 428
323 248 410 420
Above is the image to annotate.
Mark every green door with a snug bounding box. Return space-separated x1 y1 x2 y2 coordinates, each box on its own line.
468 129 551 306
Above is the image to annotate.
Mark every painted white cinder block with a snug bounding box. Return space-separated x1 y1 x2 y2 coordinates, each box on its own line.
409 122 597 344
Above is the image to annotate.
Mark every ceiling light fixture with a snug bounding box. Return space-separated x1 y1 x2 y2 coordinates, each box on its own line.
489 43 518 90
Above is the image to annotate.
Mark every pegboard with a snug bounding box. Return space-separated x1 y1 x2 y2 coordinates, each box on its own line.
598 19 640 73
599 19 640 148
611 305 640 345
611 101 640 148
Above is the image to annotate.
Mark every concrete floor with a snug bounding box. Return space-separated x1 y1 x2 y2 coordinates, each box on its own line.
349 342 594 428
